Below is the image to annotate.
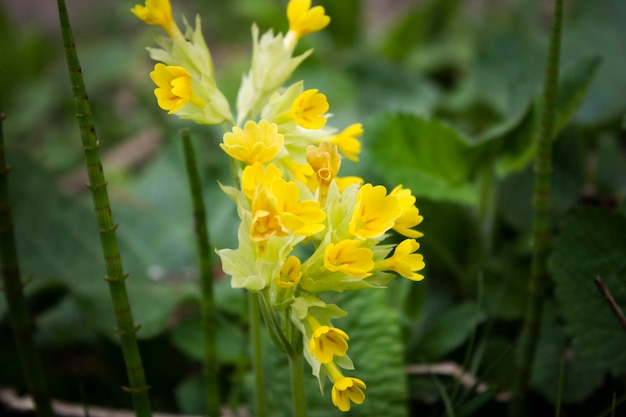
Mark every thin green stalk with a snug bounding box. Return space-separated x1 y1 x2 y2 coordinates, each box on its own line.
249 293 267 417
56 1 151 415
0 111 55 417
288 349 307 417
181 130 220 417
510 0 563 415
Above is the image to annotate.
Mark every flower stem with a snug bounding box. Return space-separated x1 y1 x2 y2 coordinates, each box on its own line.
180 130 220 417
288 349 308 417
0 110 55 417
56 1 152 415
249 293 267 417
509 0 563 415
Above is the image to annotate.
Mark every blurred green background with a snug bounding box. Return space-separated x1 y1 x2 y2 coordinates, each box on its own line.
1 0 626 416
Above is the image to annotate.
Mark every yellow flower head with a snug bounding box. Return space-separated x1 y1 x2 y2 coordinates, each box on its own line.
250 185 288 242
271 179 326 236
329 123 363 162
242 162 282 199
349 184 402 240
324 240 374 278
306 142 341 184
332 376 367 412
287 0 331 40
281 158 319 192
291 89 329 129
221 120 284 165
309 325 349 363
390 185 424 238
377 239 425 281
275 256 302 288
131 0 182 39
150 63 205 114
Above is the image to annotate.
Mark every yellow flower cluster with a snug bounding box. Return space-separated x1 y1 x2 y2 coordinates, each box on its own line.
133 0 424 412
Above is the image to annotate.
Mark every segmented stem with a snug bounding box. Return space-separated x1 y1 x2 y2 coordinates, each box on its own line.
0 111 55 417
510 0 563 415
181 130 220 417
56 1 152 415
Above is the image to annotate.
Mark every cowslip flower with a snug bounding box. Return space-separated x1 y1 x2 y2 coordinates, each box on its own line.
150 63 205 114
131 0 183 39
291 89 329 129
349 184 402 240
250 185 288 242
221 120 284 165
286 0 330 46
329 123 363 162
376 239 425 281
275 256 302 288
306 142 340 184
324 362 366 412
309 325 349 363
270 179 326 236
324 240 374 278
390 185 424 238
242 162 282 199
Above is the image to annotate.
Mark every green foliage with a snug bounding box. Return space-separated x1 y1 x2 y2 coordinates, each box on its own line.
551 208 626 374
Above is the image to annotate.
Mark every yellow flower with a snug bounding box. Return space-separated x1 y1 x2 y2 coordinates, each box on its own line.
332 377 366 412
271 179 326 236
131 0 182 39
281 158 319 192
250 185 288 242
309 325 349 363
324 240 374 278
349 184 402 240
306 142 341 184
287 0 331 40
390 185 424 238
275 256 302 288
376 239 425 281
329 123 363 162
291 89 329 129
242 162 282 199
221 120 284 165
150 63 205 114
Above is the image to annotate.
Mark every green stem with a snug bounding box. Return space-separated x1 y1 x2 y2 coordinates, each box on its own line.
249 293 267 417
181 130 220 417
56 1 151 415
0 112 55 417
510 0 563 415
288 349 308 417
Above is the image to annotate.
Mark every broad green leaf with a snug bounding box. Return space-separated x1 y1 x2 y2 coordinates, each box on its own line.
553 55 602 134
365 113 478 205
551 208 626 374
531 303 605 404
415 302 486 361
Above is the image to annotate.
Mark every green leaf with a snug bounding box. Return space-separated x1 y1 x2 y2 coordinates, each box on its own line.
553 55 602 134
365 113 478 205
551 208 626 374
531 303 605 404
415 302 486 361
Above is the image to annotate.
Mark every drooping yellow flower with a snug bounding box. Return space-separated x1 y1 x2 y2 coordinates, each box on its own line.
309 325 349 363
150 63 205 114
291 89 329 129
250 185 288 242
287 0 331 40
329 123 363 162
349 184 402 240
221 120 284 165
275 256 302 288
324 240 374 278
271 179 326 236
376 239 425 281
324 362 366 412
390 185 424 238
242 162 282 199
306 142 341 183
131 0 183 39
